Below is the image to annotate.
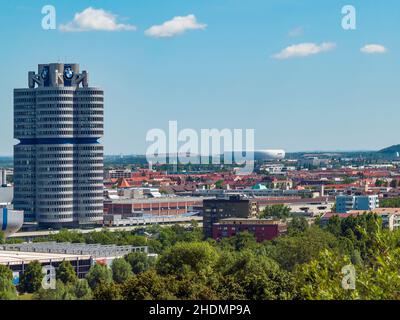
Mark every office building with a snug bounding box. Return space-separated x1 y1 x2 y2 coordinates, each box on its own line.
14 63 104 228
104 196 205 217
212 218 287 242
203 196 258 238
335 195 379 213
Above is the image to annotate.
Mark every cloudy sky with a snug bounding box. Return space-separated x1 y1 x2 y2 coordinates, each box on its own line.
0 0 399 155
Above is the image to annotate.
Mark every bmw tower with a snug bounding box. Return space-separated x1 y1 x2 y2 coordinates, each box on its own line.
13 63 104 228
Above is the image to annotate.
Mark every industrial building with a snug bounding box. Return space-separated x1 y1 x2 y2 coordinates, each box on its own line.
13 63 104 228
104 196 205 217
0 243 151 281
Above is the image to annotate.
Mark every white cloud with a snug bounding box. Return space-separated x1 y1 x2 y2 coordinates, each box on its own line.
360 44 387 54
145 14 207 38
272 42 336 60
60 7 136 32
288 27 304 37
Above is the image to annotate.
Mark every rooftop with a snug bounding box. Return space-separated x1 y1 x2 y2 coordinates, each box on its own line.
1 242 149 259
0 250 91 266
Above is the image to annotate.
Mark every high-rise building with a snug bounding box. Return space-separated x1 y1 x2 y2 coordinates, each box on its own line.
14 63 104 228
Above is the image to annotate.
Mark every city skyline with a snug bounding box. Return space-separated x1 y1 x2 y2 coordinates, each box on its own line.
1 0 400 156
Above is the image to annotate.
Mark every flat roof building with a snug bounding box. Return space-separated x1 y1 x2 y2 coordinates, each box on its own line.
212 218 287 242
203 196 258 239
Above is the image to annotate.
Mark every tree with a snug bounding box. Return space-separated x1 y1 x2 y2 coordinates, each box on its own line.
295 249 358 300
33 279 92 300
220 231 259 251
0 265 17 300
93 281 122 300
217 250 296 300
156 242 219 277
260 205 291 220
375 179 384 187
85 264 113 290
19 261 43 293
33 280 76 300
125 252 155 275
380 197 400 208
121 269 175 300
73 279 92 300
111 258 133 284
269 226 338 271
288 217 309 235
56 261 78 284
215 180 224 189
325 215 341 236
390 179 398 188
0 231 5 244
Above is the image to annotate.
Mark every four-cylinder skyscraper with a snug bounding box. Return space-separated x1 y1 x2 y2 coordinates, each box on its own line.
14 63 104 228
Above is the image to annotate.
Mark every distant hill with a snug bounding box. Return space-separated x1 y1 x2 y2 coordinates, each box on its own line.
378 145 400 154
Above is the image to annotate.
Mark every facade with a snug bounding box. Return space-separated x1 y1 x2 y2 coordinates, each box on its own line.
105 169 132 180
203 196 258 238
0 170 7 186
0 186 13 204
336 195 379 213
14 63 104 228
212 218 287 242
0 206 24 237
104 197 204 217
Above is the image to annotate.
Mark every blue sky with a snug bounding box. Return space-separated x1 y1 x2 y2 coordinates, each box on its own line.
0 0 399 155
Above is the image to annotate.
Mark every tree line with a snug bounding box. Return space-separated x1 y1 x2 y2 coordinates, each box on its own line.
2 213 400 300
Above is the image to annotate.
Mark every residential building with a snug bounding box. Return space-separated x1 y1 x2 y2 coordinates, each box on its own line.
203 196 258 238
212 218 287 242
336 195 379 213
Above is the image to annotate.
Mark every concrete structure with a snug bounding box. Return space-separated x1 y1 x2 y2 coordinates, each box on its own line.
256 196 335 217
0 243 150 280
0 250 92 280
104 196 205 217
103 213 202 227
203 196 258 238
14 63 104 228
0 206 24 237
0 186 13 204
336 195 379 213
0 170 7 186
212 218 287 242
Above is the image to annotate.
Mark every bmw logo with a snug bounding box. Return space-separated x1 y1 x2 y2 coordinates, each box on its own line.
41 68 49 80
64 66 74 80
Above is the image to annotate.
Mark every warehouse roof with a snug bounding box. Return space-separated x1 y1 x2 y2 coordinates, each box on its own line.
0 250 91 265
